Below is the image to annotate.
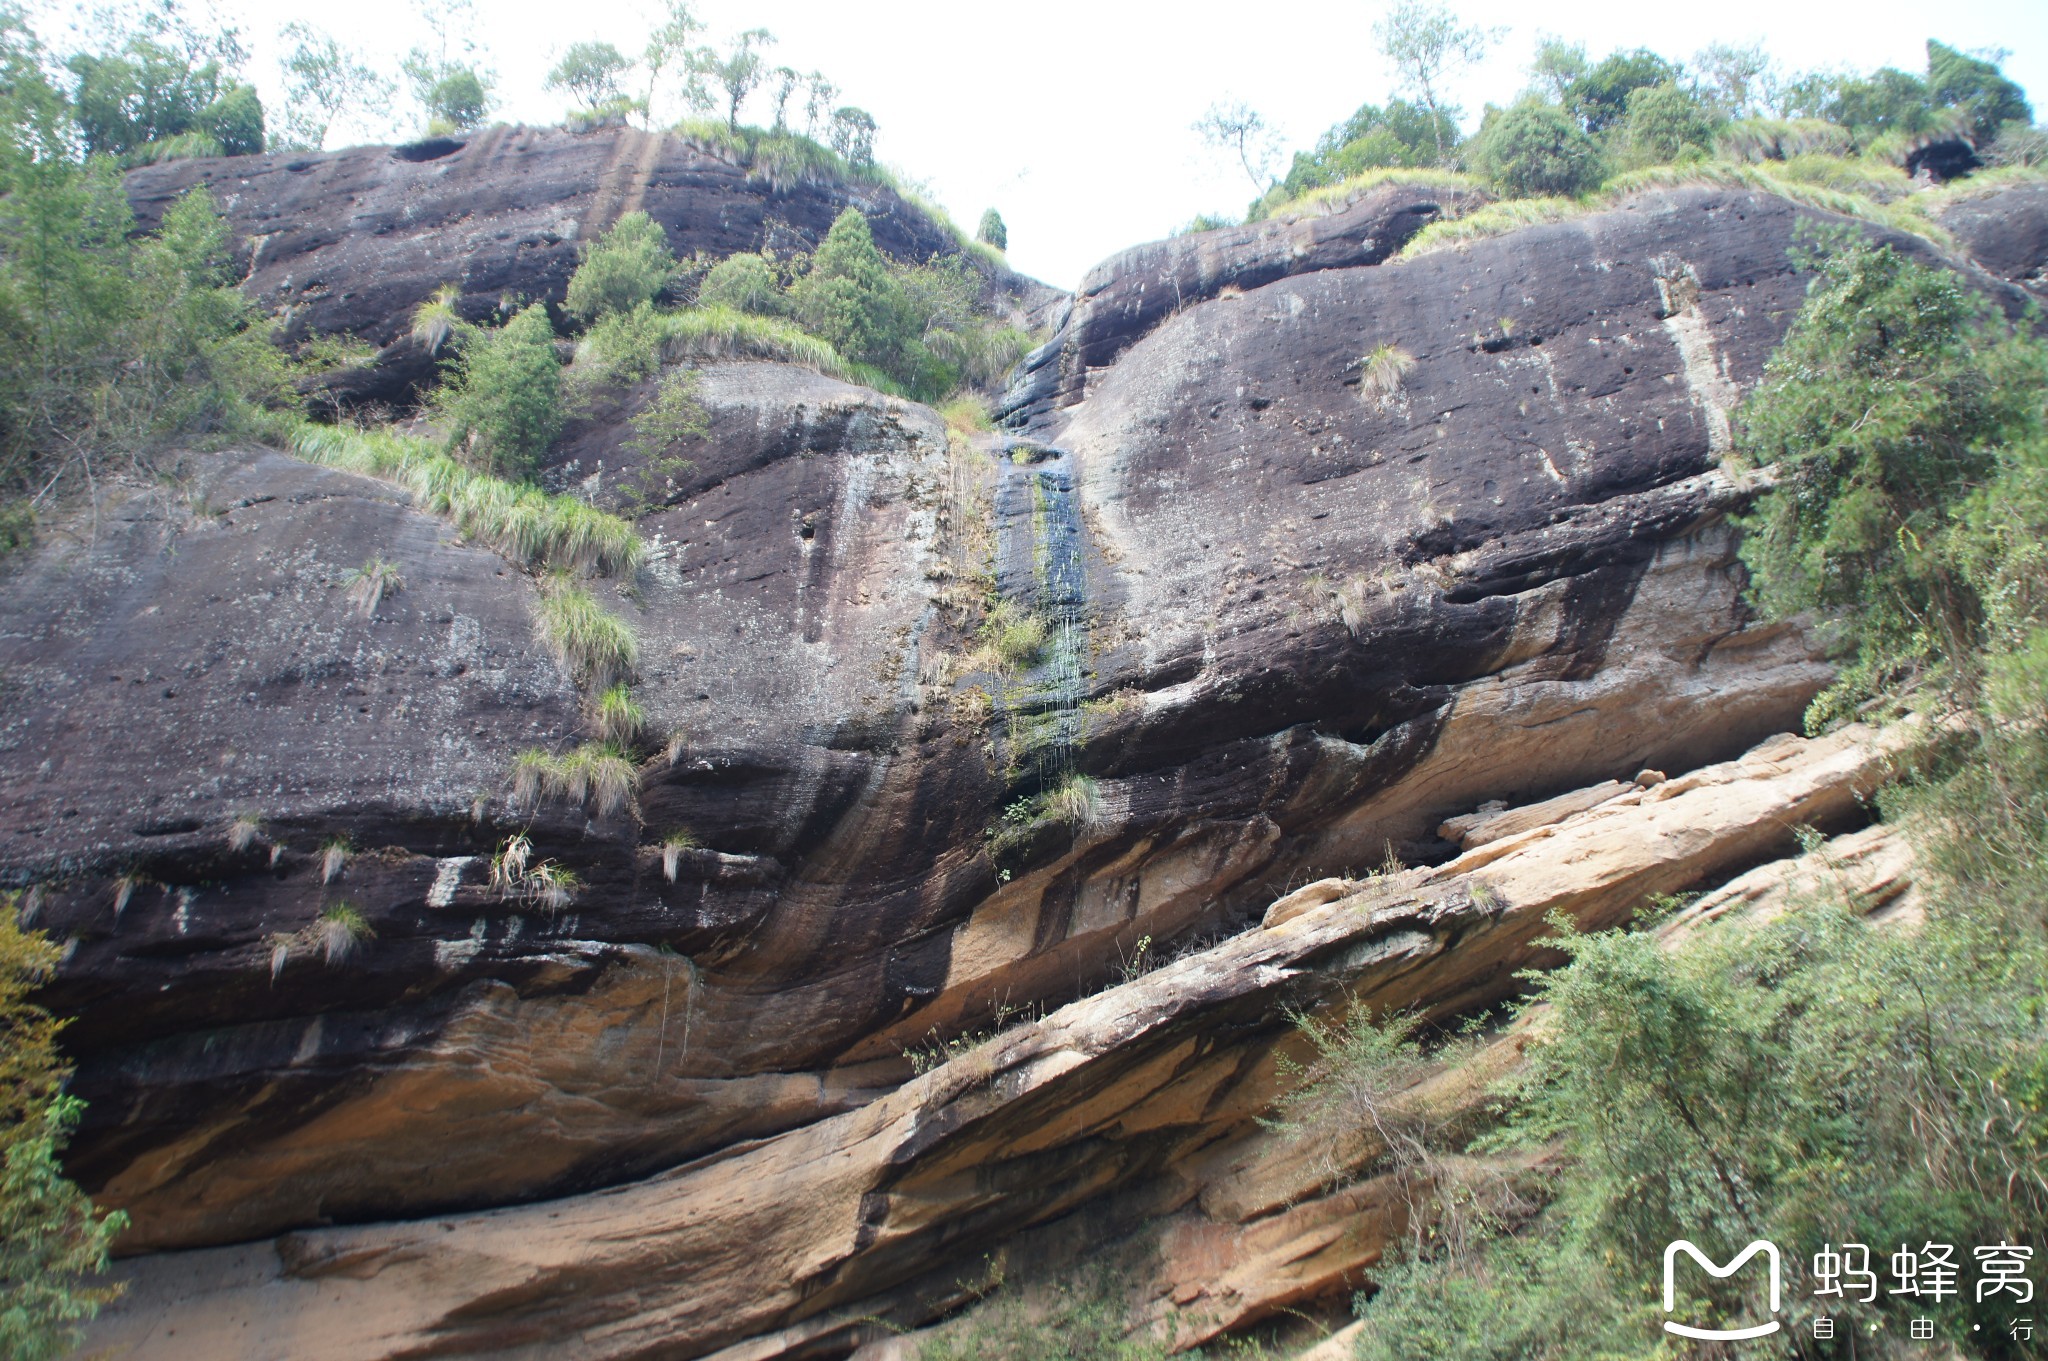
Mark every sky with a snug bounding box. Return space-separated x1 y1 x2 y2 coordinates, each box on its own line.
42 0 2048 288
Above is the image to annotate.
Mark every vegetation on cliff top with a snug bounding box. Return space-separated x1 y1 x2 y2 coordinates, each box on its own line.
1205 6 2041 251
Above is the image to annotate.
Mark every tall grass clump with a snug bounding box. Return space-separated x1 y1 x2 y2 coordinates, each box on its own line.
1396 197 1585 258
292 424 642 575
534 577 638 691
509 743 639 818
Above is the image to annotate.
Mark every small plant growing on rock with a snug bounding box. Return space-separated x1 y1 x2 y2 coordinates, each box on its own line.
226 812 262 853
659 829 698 884
343 557 405 618
267 932 293 982
111 872 151 920
979 598 1047 672
317 903 374 965
525 862 579 915
535 576 638 691
1043 773 1100 829
1360 342 1416 400
490 834 533 894
509 744 640 819
587 684 645 747
320 836 352 884
412 283 462 356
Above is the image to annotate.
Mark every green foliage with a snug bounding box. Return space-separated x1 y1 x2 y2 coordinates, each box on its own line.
566 211 677 326
1925 39 2032 143
1273 98 1460 202
315 902 373 965
277 22 392 152
0 912 127 1359
535 576 638 691
587 683 645 746
1467 100 1603 198
1733 229 2047 717
291 425 642 576
1620 83 1718 167
547 41 633 112
696 252 781 315
510 742 639 818
980 597 1048 670
791 208 904 370
618 368 705 513
976 208 1008 252
1562 47 1679 133
0 39 290 496
62 11 262 162
437 303 564 478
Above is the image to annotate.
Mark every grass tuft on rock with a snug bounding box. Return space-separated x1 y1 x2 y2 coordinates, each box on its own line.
534 577 638 692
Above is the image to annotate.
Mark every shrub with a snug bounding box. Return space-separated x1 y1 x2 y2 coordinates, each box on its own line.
534 577 638 690
438 302 564 479
1733 228 2046 718
696 252 781 315
1466 101 1603 198
1620 83 1717 166
0 911 127 1358
565 211 676 326
975 208 1007 251
790 208 909 374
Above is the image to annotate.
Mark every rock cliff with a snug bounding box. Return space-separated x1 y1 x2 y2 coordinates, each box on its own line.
6 139 2040 1356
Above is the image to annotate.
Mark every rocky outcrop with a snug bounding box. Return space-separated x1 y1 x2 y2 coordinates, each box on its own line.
1938 179 2048 297
8 182 1894 1255
125 125 1057 409
996 177 1487 424
77 722 1905 1360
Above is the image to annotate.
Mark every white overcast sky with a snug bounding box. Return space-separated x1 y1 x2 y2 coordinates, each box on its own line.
43 0 2048 288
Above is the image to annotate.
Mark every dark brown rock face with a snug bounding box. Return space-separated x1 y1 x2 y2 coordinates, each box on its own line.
18 171 2032 1284
125 125 1056 409
1939 179 2048 296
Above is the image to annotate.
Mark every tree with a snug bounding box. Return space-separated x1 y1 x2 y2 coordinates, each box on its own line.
1193 100 1278 194
1925 39 2032 143
698 28 774 131
640 1 708 126
0 911 128 1359
565 211 676 324
439 303 564 478
1529 37 1588 103
802 72 837 138
1735 229 2047 712
1468 99 1603 196
791 207 907 372
1622 83 1718 165
1278 98 1457 197
1567 48 1680 133
828 106 876 169
403 0 492 134
547 42 633 113
976 208 1007 252
1692 42 1777 120
1827 67 1936 137
766 66 799 131
1373 0 1499 161
278 22 393 151
63 13 262 160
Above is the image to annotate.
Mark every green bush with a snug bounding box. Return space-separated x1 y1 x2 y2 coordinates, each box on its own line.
565 211 677 326
1467 101 1603 198
976 208 1007 251
1734 227 2047 719
790 207 909 373
0 912 128 1359
438 303 564 479
696 252 781 315
1619 83 1717 166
